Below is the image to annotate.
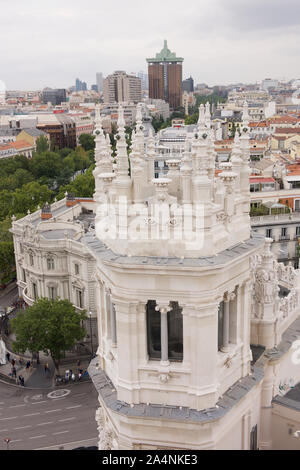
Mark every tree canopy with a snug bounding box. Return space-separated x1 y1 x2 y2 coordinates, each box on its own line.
11 298 87 371
79 133 95 151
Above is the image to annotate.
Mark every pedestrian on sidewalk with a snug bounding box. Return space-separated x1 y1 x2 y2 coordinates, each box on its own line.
19 357 23 366
18 375 25 386
26 360 30 369
11 358 15 366
11 366 16 378
44 363 49 374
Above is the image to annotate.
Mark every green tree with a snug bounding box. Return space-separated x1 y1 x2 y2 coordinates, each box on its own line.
29 151 63 179
185 113 198 125
0 241 15 283
11 298 87 372
36 135 49 153
79 133 95 152
0 218 13 242
57 168 95 199
11 182 52 216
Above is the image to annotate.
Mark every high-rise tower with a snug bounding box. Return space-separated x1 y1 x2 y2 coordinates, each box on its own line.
146 40 183 110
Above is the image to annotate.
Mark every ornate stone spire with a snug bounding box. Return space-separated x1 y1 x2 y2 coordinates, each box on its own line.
135 103 145 154
197 104 207 135
205 101 211 128
231 131 243 163
207 129 216 182
115 104 129 177
94 104 104 164
230 131 243 192
114 104 131 199
239 124 251 197
192 133 212 204
131 136 144 203
93 105 113 200
242 100 250 128
180 137 193 204
146 128 156 182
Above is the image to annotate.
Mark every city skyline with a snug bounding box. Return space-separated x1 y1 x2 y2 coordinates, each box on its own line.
1 0 300 90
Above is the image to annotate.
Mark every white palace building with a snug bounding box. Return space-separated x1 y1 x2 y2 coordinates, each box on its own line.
11 103 300 450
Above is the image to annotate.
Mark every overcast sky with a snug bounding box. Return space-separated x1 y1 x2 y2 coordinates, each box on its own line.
1 0 300 90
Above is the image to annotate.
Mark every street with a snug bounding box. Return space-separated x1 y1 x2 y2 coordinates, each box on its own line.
0 380 98 450
0 284 18 312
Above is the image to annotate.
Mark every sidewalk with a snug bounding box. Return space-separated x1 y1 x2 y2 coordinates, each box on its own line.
0 349 92 389
0 281 17 300
0 358 34 385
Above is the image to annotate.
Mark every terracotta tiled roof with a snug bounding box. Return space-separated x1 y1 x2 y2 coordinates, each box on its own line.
249 121 268 128
0 140 33 151
268 116 299 124
275 128 300 134
249 177 275 184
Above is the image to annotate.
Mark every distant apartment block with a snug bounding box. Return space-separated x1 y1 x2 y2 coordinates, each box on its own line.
103 71 142 104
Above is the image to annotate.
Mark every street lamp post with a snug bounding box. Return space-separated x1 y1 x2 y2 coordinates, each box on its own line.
88 311 94 357
4 438 10 450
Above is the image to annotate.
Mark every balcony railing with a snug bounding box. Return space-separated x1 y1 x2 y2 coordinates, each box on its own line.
279 235 291 241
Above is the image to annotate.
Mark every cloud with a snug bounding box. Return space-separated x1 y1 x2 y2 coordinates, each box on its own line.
0 0 300 89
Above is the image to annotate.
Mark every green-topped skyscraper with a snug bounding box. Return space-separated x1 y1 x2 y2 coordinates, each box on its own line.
146 40 184 110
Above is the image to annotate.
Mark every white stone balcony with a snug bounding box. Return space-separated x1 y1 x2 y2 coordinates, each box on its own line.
22 286 34 306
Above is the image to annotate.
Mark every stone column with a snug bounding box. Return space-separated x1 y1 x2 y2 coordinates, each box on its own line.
221 292 235 352
155 303 172 366
104 289 111 342
110 298 117 347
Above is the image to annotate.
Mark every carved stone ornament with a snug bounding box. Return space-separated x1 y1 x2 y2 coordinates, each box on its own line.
158 372 170 383
216 211 226 222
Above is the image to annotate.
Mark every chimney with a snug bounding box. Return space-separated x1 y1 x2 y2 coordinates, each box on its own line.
41 202 52 220
66 192 77 207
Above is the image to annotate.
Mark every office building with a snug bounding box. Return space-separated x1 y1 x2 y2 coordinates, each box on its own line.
146 40 183 110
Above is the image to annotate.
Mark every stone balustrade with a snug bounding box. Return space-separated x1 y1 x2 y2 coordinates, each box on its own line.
278 288 300 323
277 262 298 289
